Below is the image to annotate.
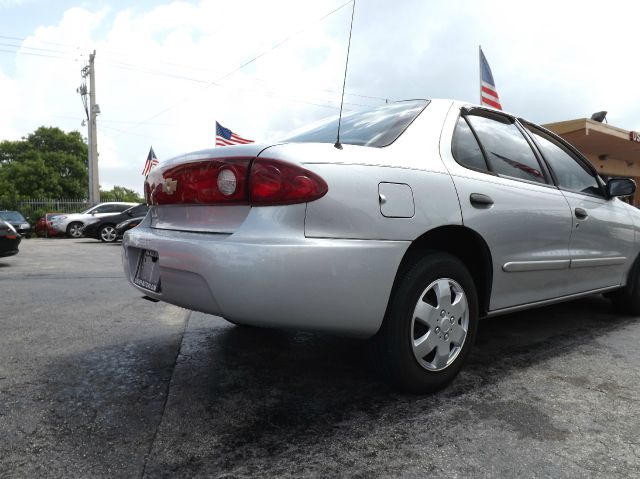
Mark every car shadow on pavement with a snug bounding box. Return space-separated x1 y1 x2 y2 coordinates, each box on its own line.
140 295 637 477
28 295 638 477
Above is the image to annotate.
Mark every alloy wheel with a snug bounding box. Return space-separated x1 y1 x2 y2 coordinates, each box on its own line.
100 226 117 242
68 223 83 238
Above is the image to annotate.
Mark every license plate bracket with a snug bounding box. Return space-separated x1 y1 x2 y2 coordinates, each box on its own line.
133 249 161 292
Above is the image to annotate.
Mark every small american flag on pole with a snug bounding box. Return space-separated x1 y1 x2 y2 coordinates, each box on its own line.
141 146 158 176
479 47 502 110
215 122 254 147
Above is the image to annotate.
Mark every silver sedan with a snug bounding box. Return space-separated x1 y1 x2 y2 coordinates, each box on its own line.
123 99 640 393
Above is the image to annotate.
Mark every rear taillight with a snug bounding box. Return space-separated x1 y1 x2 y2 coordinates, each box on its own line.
250 158 328 205
146 157 328 206
146 158 251 206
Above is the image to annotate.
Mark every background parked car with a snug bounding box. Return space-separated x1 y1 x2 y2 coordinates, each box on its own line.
115 215 146 239
50 202 137 238
35 213 66 238
0 221 21 257
0 211 32 238
82 204 149 243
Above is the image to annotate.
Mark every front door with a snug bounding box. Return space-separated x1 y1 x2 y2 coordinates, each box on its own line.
525 125 636 293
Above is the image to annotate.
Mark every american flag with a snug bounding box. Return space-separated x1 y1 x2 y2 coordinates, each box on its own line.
215 122 254 147
141 146 159 176
479 47 502 110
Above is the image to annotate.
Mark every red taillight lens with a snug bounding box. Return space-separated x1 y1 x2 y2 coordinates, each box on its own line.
146 158 251 206
249 158 328 205
145 156 328 206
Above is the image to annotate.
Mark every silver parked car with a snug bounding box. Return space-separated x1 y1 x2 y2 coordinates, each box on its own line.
123 99 640 393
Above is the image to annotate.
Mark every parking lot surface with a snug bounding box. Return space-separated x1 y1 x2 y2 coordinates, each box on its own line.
1 239 640 478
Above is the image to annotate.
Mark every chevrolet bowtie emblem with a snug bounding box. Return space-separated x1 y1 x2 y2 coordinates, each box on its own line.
163 178 177 195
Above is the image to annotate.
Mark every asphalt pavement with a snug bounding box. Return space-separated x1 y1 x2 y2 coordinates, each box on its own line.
1 238 640 478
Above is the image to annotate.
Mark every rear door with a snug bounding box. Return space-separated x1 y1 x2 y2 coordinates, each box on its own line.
525 124 636 293
440 107 574 311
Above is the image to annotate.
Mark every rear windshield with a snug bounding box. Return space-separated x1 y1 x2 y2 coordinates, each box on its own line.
282 100 429 148
0 211 25 222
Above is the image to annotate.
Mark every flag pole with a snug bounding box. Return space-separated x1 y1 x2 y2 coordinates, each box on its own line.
478 45 482 105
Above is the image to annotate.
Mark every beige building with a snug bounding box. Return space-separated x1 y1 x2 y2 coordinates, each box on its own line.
544 118 640 206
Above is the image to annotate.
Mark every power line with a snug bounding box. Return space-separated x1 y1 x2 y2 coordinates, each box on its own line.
102 60 374 110
0 34 78 48
0 48 78 61
100 57 389 103
119 0 355 134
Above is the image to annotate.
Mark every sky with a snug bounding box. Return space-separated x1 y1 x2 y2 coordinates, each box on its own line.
1 0 640 195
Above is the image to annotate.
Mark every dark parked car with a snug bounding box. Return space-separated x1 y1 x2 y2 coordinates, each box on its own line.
0 211 32 238
0 221 21 257
35 213 64 237
81 204 149 243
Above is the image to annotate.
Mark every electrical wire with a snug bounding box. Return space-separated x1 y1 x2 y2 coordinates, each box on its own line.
119 0 355 134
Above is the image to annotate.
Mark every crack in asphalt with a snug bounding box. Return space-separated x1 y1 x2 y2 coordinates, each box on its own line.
140 309 192 479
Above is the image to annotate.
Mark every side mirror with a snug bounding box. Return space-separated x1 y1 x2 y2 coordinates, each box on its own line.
607 178 636 198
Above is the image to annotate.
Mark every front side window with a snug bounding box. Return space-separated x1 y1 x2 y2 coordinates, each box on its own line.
466 113 546 184
92 205 113 213
526 126 603 197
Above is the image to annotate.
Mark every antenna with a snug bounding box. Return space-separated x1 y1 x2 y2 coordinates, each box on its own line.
334 0 356 150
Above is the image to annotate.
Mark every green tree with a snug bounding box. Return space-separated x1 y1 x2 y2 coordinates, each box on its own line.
100 185 143 203
0 126 88 200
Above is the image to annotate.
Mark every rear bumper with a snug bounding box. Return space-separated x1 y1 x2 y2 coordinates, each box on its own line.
122 226 409 338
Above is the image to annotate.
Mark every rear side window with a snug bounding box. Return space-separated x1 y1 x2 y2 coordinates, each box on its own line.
466 113 546 184
451 117 489 172
282 100 429 148
526 127 603 196
112 204 132 213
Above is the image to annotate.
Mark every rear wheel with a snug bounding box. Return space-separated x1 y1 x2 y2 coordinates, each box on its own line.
66 222 83 238
99 225 117 243
371 252 479 394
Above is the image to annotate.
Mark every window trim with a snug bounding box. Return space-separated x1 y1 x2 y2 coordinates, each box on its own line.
521 121 607 199
457 108 552 186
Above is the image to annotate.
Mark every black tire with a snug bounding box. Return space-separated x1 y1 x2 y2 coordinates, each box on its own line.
66 222 83 238
371 252 479 394
610 257 640 314
99 225 118 243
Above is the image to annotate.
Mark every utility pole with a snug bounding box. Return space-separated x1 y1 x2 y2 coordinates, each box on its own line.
78 50 100 205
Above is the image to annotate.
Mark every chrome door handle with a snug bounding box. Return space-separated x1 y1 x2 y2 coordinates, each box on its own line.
470 193 494 207
575 208 588 219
